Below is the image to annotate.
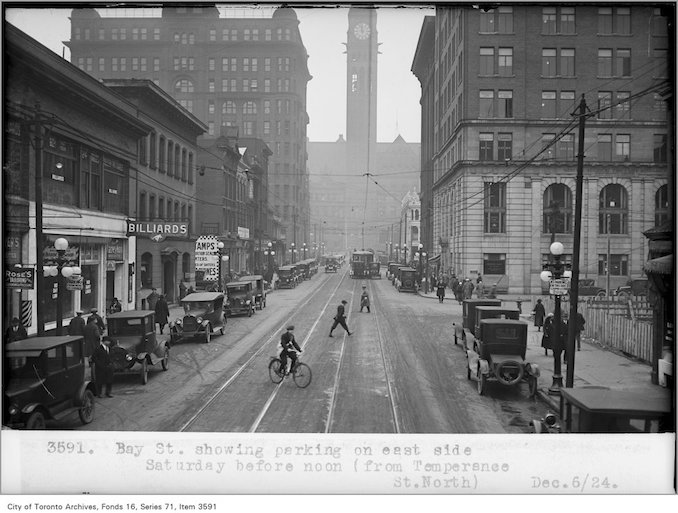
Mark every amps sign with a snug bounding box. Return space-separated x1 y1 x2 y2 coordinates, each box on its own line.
195 235 220 281
126 221 189 239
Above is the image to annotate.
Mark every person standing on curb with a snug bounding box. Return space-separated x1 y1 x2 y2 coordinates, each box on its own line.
91 337 114 398
67 310 85 336
575 311 586 351
329 300 352 337
533 299 546 332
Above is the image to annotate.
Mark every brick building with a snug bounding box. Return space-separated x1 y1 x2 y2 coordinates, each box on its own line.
412 5 672 293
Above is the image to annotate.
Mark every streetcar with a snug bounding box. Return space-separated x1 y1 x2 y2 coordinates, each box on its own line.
351 250 374 279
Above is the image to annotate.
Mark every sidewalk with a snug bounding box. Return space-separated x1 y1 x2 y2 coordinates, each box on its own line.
417 289 661 410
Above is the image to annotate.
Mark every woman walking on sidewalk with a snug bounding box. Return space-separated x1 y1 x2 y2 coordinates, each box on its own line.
533 299 546 332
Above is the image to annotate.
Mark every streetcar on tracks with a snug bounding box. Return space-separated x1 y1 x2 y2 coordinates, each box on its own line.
351 250 374 279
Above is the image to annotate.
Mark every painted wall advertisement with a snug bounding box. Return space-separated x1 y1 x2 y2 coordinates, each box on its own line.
195 235 219 281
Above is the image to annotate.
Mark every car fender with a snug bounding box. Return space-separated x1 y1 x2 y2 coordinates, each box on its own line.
20 402 47 415
201 320 211 331
136 352 149 363
478 358 490 376
525 362 540 377
75 382 97 406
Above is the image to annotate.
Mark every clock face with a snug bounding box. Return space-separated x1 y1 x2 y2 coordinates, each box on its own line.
353 23 370 40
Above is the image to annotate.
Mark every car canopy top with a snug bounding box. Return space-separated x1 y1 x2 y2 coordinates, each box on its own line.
239 275 264 281
5 335 84 355
107 310 155 319
180 292 225 302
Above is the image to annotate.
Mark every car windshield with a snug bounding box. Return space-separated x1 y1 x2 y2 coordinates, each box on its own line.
183 301 212 313
279 270 291 277
227 286 248 294
109 318 144 336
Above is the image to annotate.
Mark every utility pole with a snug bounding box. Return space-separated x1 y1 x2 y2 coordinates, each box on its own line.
566 94 588 388
34 104 45 336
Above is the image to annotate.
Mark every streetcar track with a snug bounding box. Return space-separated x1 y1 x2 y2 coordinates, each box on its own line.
179 268 349 432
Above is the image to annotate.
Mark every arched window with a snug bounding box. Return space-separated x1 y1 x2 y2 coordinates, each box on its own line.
599 184 628 234
174 78 194 93
543 183 573 234
415 209 420 221
655 184 670 225
411 226 419 243
141 252 153 288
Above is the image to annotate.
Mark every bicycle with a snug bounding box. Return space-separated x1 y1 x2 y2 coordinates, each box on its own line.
268 353 312 388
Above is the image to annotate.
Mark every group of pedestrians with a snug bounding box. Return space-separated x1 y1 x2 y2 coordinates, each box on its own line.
66 307 112 398
532 298 586 357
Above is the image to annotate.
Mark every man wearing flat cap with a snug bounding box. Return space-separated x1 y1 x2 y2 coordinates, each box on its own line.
90 308 106 335
279 325 302 375
329 300 352 337
67 310 85 336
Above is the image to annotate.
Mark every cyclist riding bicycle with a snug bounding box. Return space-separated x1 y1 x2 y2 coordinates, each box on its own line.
279 325 302 375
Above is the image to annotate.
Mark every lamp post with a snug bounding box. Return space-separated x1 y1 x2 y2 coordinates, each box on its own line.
48 237 79 336
302 242 307 260
290 242 296 264
264 242 275 274
540 241 569 395
402 244 408 264
606 200 615 298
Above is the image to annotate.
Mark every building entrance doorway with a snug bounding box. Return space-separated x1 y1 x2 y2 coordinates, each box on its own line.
106 270 115 311
163 258 176 303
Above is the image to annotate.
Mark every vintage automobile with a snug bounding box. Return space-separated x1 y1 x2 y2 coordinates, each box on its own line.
277 265 297 288
325 259 339 273
452 299 502 350
466 319 540 396
396 267 418 293
170 292 226 344
240 275 267 310
386 262 399 280
296 261 310 280
3 336 97 429
577 278 607 297
105 310 170 384
390 264 407 285
224 281 256 317
531 387 672 433
615 278 649 299
369 262 381 279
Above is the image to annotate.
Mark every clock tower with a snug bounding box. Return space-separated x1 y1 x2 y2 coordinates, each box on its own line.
346 7 378 176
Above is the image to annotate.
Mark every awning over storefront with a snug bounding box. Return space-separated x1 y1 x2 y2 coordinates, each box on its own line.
644 254 673 275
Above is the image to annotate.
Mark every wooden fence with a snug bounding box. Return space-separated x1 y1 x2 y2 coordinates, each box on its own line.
535 296 655 363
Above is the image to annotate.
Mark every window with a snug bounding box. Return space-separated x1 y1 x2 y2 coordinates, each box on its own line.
153 28 160 40
597 49 613 77
541 91 557 118
497 133 512 161
153 58 160 71
542 49 556 76
560 49 575 76
617 8 631 34
560 7 575 34
598 254 628 276
616 49 631 76
498 48 513 76
98 57 105 72
209 58 215 71
174 79 194 93
543 183 573 234
208 101 215 115
598 92 612 119
598 134 612 161
264 100 271 114
265 29 272 41
541 134 555 160
264 57 271 72
497 90 513 118
655 185 669 225
615 92 630 119
654 134 667 163
479 133 494 161
598 7 613 34
103 156 128 214
480 48 494 75
599 184 628 234
208 79 215 93
557 134 575 160
599 7 631 35
542 7 557 34
479 90 494 118
497 6 513 33
223 101 236 115
243 101 257 115
80 151 101 210
483 254 506 275
615 134 630 161
484 182 506 233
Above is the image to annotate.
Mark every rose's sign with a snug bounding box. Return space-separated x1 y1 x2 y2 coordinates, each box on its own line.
126 221 189 239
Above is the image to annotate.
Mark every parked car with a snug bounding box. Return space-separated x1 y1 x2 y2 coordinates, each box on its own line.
105 310 170 384
170 292 226 344
224 281 255 317
531 387 672 433
277 265 297 288
453 299 502 350
240 275 267 310
369 262 381 279
396 267 418 293
615 278 649 299
3 335 97 429
466 319 540 396
577 278 606 297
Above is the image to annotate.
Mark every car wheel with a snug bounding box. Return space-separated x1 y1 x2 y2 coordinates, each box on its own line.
477 367 487 395
161 348 169 371
205 326 211 343
141 358 148 384
79 390 95 424
596 290 606 298
466 364 471 380
26 411 46 430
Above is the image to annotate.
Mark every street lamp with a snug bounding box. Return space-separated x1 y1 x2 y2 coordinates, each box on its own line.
540 241 567 395
47 237 79 336
402 244 408 264
264 242 275 274
216 241 225 291
290 242 296 264
302 242 307 260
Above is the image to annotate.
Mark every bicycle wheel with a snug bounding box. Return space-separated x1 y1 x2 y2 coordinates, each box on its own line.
268 358 284 384
292 363 312 388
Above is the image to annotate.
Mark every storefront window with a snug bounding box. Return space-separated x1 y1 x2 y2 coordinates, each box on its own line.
42 275 74 324
80 264 99 312
103 157 128 214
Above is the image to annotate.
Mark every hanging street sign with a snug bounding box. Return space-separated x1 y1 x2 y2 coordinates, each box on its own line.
549 278 571 296
66 276 84 291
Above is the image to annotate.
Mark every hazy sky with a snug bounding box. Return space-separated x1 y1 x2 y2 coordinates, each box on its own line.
5 4 433 143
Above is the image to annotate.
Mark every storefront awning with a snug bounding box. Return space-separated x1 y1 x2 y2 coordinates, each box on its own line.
644 254 673 275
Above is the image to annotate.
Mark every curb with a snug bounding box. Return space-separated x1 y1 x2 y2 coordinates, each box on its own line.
536 389 560 411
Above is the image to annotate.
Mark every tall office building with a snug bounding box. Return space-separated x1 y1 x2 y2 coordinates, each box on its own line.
67 5 311 247
413 5 672 292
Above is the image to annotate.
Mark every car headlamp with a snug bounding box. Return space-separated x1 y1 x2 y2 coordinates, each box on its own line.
197 317 203 324
176 319 182 326
8 404 19 416
125 354 133 362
